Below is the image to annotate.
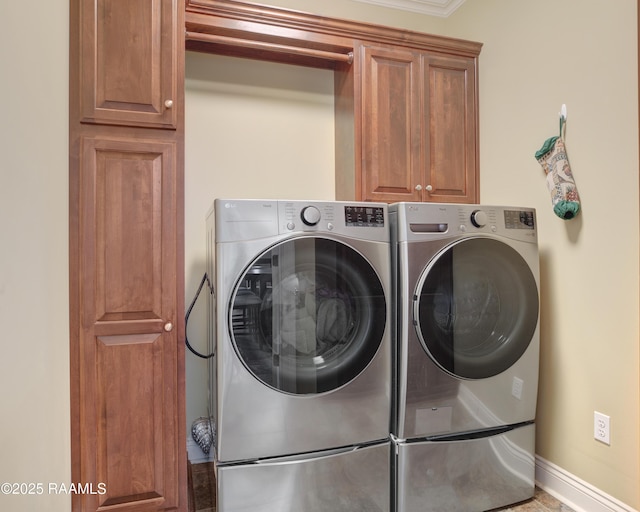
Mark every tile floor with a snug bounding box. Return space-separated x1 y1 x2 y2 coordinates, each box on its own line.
491 487 576 511
189 462 576 512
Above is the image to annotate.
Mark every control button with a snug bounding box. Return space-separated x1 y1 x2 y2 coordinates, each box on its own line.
470 209 488 228
327 222 334 231
286 222 295 230
459 225 467 232
301 206 321 226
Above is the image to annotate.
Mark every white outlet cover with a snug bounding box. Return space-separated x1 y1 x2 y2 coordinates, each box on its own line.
594 411 611 445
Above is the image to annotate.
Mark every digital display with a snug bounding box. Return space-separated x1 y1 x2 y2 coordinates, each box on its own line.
504 210 535 230
344 206 385 227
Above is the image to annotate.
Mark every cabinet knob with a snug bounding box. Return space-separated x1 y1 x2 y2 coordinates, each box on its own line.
164 99 174 109
415 184 422 191
164 322 173 332
426 185 433 192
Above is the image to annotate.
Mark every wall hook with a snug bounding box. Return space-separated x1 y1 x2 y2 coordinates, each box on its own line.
559 103 567 121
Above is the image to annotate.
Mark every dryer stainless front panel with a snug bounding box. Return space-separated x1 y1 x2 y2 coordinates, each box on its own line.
395 424 535 512
391 203 540 440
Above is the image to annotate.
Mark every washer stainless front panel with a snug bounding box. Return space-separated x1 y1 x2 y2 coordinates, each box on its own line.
391 203 540 439
211 199 391 463
216 441 390 512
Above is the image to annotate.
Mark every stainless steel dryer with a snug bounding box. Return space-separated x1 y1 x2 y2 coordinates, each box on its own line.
208 199 391 512
390 203 540 512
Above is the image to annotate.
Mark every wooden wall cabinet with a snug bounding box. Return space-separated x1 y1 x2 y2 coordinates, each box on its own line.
69 1 186 511
345 43 479 204
79 0 180 129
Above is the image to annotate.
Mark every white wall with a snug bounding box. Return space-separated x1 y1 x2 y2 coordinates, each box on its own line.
0 1 72 511
184 54 337 445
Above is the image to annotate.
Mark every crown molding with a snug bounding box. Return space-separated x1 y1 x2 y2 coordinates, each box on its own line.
350 0 466 17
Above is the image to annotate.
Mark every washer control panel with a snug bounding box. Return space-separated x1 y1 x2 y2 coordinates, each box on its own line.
215 199 390 243
281 201 388 241
344 205 385 227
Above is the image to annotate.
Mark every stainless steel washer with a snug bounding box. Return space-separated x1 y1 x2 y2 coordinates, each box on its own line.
390 203 540 512
208 199 392 512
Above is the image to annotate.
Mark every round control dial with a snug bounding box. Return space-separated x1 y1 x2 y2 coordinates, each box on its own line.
301 206 321 226
470 209 488 228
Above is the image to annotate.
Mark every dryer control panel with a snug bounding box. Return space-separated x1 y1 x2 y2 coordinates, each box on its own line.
390 203 537 243
504 209 535 230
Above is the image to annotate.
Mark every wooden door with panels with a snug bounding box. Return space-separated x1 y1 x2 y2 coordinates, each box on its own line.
69 0 186 511
423 53 478 204
360 44 423 203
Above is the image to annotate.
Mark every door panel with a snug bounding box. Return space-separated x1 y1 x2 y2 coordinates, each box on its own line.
96 334 166 509
414 238 539 379
230 237 387 395
77 136 179 511
80 0 178 128
423 54 477 203
361 45 421 202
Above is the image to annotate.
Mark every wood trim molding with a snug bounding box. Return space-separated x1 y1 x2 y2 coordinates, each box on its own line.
185 0 482 58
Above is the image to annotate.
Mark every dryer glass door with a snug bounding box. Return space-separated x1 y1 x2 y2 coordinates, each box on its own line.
414 237 538 379
230 237 386 394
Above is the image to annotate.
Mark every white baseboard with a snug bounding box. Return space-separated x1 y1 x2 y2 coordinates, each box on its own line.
187 437 214 464
535 456 637 512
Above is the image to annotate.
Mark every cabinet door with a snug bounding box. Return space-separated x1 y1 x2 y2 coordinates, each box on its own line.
422 54 478 203
80 0 178 128
75 136 181 512
361 45 422 202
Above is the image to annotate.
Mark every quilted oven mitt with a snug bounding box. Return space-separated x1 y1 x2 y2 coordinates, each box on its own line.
534 119 581 220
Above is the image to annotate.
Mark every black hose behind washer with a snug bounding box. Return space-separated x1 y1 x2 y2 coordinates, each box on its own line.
185 272 215 359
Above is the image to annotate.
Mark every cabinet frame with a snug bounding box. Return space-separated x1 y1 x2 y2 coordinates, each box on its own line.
70 1 186 511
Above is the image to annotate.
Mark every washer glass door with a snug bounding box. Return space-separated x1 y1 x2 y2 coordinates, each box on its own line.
230 237 386 394
414 237 538 379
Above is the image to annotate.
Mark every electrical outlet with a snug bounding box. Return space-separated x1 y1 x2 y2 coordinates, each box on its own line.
594 411 610 445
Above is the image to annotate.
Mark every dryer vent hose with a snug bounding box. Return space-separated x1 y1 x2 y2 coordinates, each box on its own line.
185 272 215 359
